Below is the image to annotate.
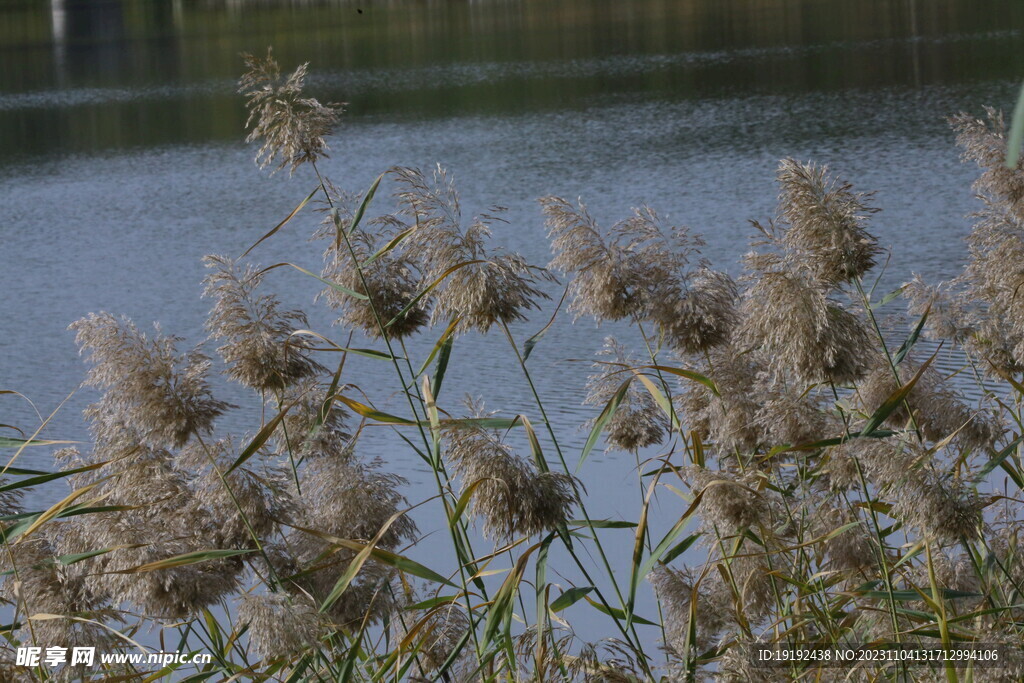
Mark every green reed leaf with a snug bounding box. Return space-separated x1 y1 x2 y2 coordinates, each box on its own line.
384 260 487 329
583 596 658 626
522 286 567 362
635 490 705 588
361 226 414 269
406 595 459 611
483 540 541 645
869 285 906 311
976 435 1024 481
240 185 319 258
335 396 416 425
112 549 255 574
661 533 701 566
439 417 535 430
893 307 929 366
570 519 637 529
0 461 105 493
577 378 631 472
855 589 981 602
450 478 488 528
1006 79 1024 168
347 173 383 236
859 352 935 436
550 586 595 612
415 317 461 378
0 436 76 448
225 403 292 475
261 262 369 300
646 365 719 395
432 330 454 398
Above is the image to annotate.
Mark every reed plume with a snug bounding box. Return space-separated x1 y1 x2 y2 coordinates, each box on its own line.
857 359 998 451
239 48 341 174
238 592 327 661
904 110 1024 376
681 465 770 534
277 378 352 459
0 537 113 656
394 166 551 332
319 210 429 339
391 601 471 678
540 196 647 321
649 267 739 354
264 453 416 626
648 565 729 653
204 254 323 392
678 345 764 456
739 270 871 384
584 337 667 452
951 107 1024 221
445 404 577 540
541 196 734 351
70 313 228 449
10 61 1024 679
776 158 881 285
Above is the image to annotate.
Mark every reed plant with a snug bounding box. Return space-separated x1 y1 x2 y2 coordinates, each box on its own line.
1 49 1023 682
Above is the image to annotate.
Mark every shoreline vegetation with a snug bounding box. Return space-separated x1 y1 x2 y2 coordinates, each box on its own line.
2 49 1023 681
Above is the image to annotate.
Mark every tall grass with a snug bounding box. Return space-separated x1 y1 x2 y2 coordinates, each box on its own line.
1 50 1023 682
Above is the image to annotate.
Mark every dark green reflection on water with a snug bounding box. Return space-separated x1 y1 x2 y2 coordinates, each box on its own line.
1 0 1023 160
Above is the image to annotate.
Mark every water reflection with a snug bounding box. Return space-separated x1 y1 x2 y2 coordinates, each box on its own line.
51 0 127 86
0 0 1021 161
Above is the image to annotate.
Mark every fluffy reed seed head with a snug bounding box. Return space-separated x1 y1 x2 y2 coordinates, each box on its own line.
298 456 417 550
857 360 998 451
739 271 872 384
239 48 342 174
391 166 552 333
70 312 229 449
445 416 577 541
824 437 905 490
893 469 983 544
951 107 1024 221
391 602 471 677
682 465 770 534
776 158 881 286
320 217 429 339
584 337 667 452
1 537 113 654
812 507 879 574
753 387 837 447
197 458 293 549
540 196 647 321
648 565 729 654
677 345 764 456
905 274 974 344
239 592 327 661
278 540 397 629
94 529 242 619
434 242 551 333
829 436 983 544
911 550 981 608
276 378 352 460
204 254 323 392
961 205 1024 368
650 267 739 355
0 478 22 518
62 450 246 618
541 197 718 334
904 110 1024 376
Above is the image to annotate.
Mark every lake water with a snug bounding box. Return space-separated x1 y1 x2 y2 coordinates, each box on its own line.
2 0 1023 659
